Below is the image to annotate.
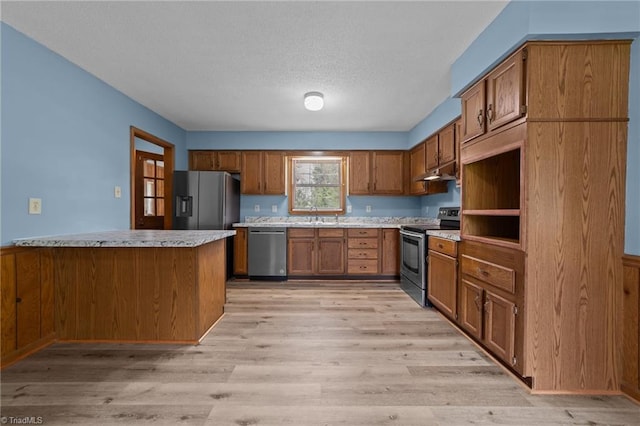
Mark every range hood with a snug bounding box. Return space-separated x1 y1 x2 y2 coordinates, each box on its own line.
415 162 457 182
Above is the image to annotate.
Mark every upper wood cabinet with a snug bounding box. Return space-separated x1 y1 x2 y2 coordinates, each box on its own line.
189 150 241 172
241 151 285 195
349 151 404 195
425 124 456 172
461 50 525 143
409 143 427 195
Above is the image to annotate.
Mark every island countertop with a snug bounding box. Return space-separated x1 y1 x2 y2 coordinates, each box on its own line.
13 229 236 248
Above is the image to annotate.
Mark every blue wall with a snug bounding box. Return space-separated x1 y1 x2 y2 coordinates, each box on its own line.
1 23 187 245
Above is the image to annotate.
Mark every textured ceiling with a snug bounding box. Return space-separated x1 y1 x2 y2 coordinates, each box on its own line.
2 1 508 131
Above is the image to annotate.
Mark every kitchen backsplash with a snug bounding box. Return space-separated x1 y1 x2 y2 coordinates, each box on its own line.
242 216 439 225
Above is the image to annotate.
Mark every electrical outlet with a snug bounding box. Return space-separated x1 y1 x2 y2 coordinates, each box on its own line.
365 205 372 213
271 205 277 213
346 205 352 213
254 204 260 212
425 206 429 215
114 186 122 198
29 198 42 215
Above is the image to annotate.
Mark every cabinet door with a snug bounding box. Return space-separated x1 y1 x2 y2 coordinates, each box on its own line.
16 251 41 349
438 124 456 165
461 79 486 143
409 143 426 195
349 152 371 195
317 238 345 275
233 228 248 276
216 151 241 173
485 50 524 132
458 278 483 339
241 152 263 194
189 151 216 171
381 229 399 275
372 151 404 195
427 250 458 319
1 254 17 358
263 151 286 195
425 135 439 171
483 291 516 366
454 118 462 185
288 238 315 275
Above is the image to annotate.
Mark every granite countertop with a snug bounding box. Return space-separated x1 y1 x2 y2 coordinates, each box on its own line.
426 230 461 242
13 230 236 248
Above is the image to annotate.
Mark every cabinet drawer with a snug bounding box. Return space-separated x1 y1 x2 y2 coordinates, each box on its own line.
318 228 344 238
460 255 515 294
348 249 378 260
347 228 379 238
288 228 315 238
348 259 379 274
348 238 379 249
428 237 457 257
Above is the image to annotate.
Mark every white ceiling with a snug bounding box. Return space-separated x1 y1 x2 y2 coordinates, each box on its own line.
2 1 509 132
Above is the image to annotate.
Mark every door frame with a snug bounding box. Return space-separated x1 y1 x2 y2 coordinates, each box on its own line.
129 126 175 230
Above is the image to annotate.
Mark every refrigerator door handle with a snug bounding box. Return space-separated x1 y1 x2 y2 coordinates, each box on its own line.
176 196 193 217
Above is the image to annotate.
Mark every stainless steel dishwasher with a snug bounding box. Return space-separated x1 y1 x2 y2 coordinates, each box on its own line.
248 227 287 279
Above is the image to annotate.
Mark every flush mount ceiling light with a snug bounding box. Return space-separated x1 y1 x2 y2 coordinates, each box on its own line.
304 92 324 111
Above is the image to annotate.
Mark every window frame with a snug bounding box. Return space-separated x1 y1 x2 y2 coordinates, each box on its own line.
287 154 347 215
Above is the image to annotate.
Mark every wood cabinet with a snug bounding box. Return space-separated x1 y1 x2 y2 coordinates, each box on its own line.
241 151 285 195
189 150 241 172
458 240 524 374
349 151 404 195
427 237 458 320
408 141 448 196
461 49 525 144
381 229 400 276
1 247 55 367
622 255 640 402
459 41 631 392
233 228 248 276
288 228 345 276
347 228 379 275
425 124 456 172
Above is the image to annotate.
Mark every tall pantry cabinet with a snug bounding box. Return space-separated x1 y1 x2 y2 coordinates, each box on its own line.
459 41 631 393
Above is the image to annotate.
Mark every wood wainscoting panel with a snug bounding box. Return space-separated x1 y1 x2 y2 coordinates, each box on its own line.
622 254 640 402
197 239 226 338
1 247 55 368
53 241 226 343
525 122 626 392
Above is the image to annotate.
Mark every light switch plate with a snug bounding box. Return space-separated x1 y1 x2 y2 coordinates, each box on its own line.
254 204 260 212
365 205 372 213
346 205 352 213
29 198 42 214
114 186 122 198
271 205 277 213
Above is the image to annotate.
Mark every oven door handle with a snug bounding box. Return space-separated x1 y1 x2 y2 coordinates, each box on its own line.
400 229 426 239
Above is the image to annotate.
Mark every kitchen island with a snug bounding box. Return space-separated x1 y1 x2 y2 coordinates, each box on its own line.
15 230 235 343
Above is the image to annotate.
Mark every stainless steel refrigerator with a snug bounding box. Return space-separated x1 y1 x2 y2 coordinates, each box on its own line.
173 171 240 277
173 171 240 231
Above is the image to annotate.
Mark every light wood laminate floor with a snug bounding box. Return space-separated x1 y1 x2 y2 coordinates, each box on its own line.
2 282 639 425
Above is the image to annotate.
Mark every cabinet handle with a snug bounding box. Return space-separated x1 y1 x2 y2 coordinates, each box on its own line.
437 243 443 249
476 109 484 127
16 297 22 303
486 104 494 124
474 295 481 311
478 268 489 277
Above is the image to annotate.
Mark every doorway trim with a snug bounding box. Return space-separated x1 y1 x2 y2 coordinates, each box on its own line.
130 126 175 230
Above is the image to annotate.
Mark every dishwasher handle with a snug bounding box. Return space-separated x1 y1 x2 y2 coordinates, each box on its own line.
249 229 286 235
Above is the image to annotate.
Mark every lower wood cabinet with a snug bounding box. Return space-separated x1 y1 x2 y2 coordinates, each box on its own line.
457 240 525 375
233 228 248 276
288 228 346 276
427 237 458 320
1 247 55 367
287 227 399 278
